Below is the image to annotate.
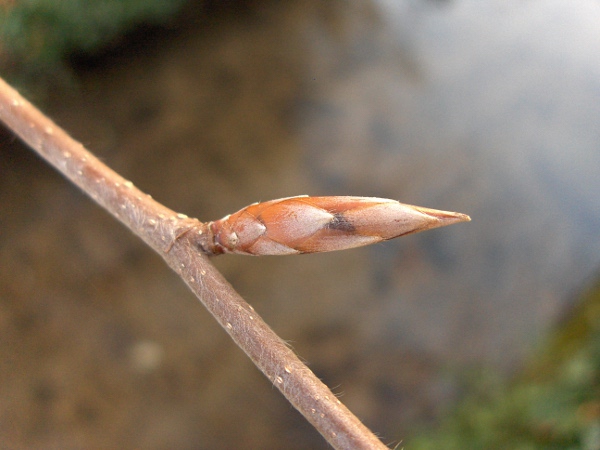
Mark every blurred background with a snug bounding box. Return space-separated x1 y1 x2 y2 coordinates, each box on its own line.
1 0 600 448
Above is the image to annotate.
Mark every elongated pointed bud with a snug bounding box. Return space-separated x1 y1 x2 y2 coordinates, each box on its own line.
208 196 470 256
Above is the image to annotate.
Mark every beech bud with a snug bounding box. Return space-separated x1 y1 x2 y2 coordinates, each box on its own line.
208 196 470 256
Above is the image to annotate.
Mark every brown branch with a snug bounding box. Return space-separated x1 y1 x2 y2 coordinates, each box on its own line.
0 77 388 449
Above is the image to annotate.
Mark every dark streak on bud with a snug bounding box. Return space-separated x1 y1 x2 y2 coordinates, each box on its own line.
327 213 356 232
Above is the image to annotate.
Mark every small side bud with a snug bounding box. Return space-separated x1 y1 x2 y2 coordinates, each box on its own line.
208 196 470 256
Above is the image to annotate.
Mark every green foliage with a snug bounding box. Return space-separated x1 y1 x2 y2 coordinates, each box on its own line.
0 0 187 93
408 280 600 450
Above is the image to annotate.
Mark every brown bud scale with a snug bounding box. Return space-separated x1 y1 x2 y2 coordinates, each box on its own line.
208 196 470 256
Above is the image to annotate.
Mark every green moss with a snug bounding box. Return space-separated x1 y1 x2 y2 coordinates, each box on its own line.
0 0 188 94
408 278 600 450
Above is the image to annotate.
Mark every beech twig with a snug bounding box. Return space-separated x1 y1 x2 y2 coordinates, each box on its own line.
0 77 389 449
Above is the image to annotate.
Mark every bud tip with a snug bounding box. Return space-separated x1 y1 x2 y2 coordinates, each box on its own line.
413 206 471 230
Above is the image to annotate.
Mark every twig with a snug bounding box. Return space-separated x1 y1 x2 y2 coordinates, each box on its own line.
0 76 388 449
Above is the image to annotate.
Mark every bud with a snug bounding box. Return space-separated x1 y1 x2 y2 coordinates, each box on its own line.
208 196 470 256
